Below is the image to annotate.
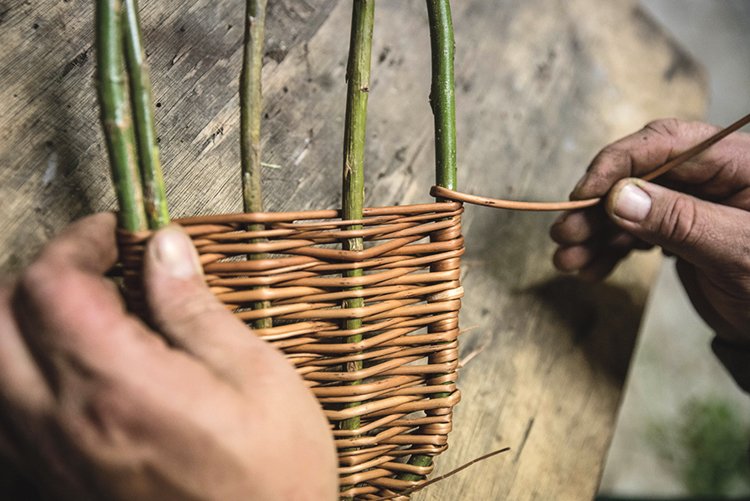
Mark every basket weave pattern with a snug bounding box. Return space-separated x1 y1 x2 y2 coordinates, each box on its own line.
120 201 464 498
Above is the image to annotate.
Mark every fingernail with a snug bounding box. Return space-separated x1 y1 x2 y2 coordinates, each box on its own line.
614 183 652 222
151 226 202 279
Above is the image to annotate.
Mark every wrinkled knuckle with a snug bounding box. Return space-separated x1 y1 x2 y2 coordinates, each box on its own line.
659 196 701 246
18 259 72 304
595 145 627 166
734 226 750 272
644 117 681 138
19 261 51 298
56 404 117 460
589 147 631 181
86 387 138 438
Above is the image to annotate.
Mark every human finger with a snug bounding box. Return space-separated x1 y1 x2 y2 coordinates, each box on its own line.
553 244 598 273
0 283 52 414
33 213 119 277
12 221 169 391
606 178 750 273
572 119 750 201
550 208 608 245
553 229 647 273
142 226 271 387
577 246 633 282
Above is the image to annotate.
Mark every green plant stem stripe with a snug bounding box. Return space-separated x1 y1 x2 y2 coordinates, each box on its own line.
400 0 458 482
122 0 169 229
240 0 271 330
342 0 374 225
427 0 457 191
96 0 147 232
241 0 267 215
338 0 374 452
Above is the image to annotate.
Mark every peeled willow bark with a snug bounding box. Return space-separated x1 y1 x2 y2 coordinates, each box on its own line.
240 0 272 329
96 0 148 232
400 0 458 482
122 0 169 229
338 2 374 496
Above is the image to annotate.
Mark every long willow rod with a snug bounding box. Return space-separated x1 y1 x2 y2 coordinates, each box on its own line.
433 111 750 211
240 0 272 329
399 0 458 482
123 0 170 229
96 0 148 232
338 0 375 491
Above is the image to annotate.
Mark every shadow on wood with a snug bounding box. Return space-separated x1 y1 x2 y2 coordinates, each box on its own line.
526 275 643 385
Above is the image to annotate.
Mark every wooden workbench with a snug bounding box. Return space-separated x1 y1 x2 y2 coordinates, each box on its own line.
0 0 706 499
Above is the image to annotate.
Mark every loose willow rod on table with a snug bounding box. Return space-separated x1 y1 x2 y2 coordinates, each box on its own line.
240 0 272 330
400 0 458 483
123 0 169 229
96 0 148 232
339 0 375 447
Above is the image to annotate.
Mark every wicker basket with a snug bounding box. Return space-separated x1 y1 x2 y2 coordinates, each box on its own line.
119 202 464 499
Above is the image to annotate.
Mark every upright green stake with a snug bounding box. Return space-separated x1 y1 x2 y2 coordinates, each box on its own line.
339 0 374 497
400 0 458 482
122 0 169 229
96 0 148 232
240 0 272 330
241 0 267 215
427 0 457 192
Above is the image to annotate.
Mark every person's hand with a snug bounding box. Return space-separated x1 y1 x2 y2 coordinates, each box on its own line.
550 118 750 348
0 213 337 500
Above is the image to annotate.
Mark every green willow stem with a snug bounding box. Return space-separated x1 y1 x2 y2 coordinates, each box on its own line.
240 0 271 330
241 0 267 215
342 0 374 228
122 0 169 229
427 0 457 191
400 0 458 482
339 4 374 496
96 0 147 232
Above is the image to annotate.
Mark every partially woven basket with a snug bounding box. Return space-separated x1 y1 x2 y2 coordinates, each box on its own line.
119 202 464 499
103 0 750 495
97 0 466 496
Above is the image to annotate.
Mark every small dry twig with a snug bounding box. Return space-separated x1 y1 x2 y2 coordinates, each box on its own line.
369 447 511 501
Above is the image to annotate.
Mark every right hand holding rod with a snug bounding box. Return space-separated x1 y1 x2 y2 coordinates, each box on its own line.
550 118 750 388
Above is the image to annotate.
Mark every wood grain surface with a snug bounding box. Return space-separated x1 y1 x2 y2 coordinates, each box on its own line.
0 0 706 499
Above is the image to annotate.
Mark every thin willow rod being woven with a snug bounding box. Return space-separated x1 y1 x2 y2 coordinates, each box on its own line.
431 111 750 211
118 201 464 499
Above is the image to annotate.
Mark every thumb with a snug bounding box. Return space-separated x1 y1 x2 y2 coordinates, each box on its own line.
606 178 750 272
143 226 263 382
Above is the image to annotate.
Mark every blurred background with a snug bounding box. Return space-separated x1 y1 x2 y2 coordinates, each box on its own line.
598 2 750 499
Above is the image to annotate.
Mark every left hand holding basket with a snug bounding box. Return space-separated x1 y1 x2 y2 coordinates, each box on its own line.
0 213 337 500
